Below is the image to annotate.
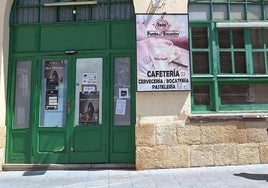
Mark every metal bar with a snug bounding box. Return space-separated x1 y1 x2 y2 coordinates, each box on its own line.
44 1 97 7
216 22 268 28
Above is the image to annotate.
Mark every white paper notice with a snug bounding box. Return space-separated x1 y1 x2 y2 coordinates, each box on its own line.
115 99 126 115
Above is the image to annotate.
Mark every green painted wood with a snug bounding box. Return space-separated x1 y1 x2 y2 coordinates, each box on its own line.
190 19 268 113
8 131 31 163
8 21 136 164
110 22 135 49
109 53 135 163
39 132 66 152
13 27 39 53
6 58 34 164
40 23 107 52
68 54 109 163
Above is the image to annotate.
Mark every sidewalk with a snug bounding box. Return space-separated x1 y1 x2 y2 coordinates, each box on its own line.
0 164 267 188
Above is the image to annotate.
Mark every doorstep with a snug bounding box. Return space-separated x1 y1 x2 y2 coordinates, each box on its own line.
2 163 135 171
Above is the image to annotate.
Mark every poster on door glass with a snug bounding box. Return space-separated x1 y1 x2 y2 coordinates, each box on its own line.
136 14 191 91
79 73 99 125
44 60 64 110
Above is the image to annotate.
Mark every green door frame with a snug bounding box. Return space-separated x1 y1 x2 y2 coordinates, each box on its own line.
68 54 109 163
6 51 136 164
5 56 36 163
33 54 74 164
6 20 136 164
109 53 136 163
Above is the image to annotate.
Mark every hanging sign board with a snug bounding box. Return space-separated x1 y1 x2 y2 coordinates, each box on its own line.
136 14 190 92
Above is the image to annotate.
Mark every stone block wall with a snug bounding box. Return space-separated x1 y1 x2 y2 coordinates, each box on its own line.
136 118 268 170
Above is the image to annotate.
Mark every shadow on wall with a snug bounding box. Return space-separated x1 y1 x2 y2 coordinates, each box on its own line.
234 173 268 182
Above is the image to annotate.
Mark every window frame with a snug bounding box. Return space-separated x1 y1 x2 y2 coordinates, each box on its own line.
191 23 268 113
189 1 268 113
189 0 268 21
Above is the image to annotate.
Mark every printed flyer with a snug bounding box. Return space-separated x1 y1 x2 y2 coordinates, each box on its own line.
44 60 65 110
78 73 99 125
136 14 190 92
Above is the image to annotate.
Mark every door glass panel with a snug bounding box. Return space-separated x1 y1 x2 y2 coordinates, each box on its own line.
114 57 131 126
14 61 32 129
75 58 102 126
40 60 68 127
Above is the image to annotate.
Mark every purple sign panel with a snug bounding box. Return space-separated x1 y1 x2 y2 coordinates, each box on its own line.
136 14 190 92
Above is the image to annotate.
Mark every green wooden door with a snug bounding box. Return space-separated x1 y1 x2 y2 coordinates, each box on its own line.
69 56 108 163
7 21 136 165
68 54 136 163
6 53 135 164
34 55 109 163
34 56 71 163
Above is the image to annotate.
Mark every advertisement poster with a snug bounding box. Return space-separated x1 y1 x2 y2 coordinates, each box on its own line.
136 14 190 92
44 60 64 110
79 73 99 125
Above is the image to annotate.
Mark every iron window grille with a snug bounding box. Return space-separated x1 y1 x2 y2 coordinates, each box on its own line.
11 0 135 25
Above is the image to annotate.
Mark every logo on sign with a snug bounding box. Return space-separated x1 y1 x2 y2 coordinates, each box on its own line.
153 17 170 32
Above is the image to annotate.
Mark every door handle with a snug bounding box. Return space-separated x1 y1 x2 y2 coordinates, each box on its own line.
66 101 71 114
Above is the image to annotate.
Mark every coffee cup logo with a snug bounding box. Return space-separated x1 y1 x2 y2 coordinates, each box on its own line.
153 17 170 32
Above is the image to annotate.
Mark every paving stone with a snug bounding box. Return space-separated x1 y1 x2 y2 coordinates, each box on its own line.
0 164 267 188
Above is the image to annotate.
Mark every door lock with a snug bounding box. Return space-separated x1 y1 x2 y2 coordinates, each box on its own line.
66 101 71 114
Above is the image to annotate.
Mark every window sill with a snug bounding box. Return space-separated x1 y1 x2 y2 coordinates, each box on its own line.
188 113 268 123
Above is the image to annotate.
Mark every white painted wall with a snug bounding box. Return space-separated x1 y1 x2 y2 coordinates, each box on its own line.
133 0 188 14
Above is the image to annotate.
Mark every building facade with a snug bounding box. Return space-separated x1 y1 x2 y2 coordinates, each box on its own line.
0 0 268 171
